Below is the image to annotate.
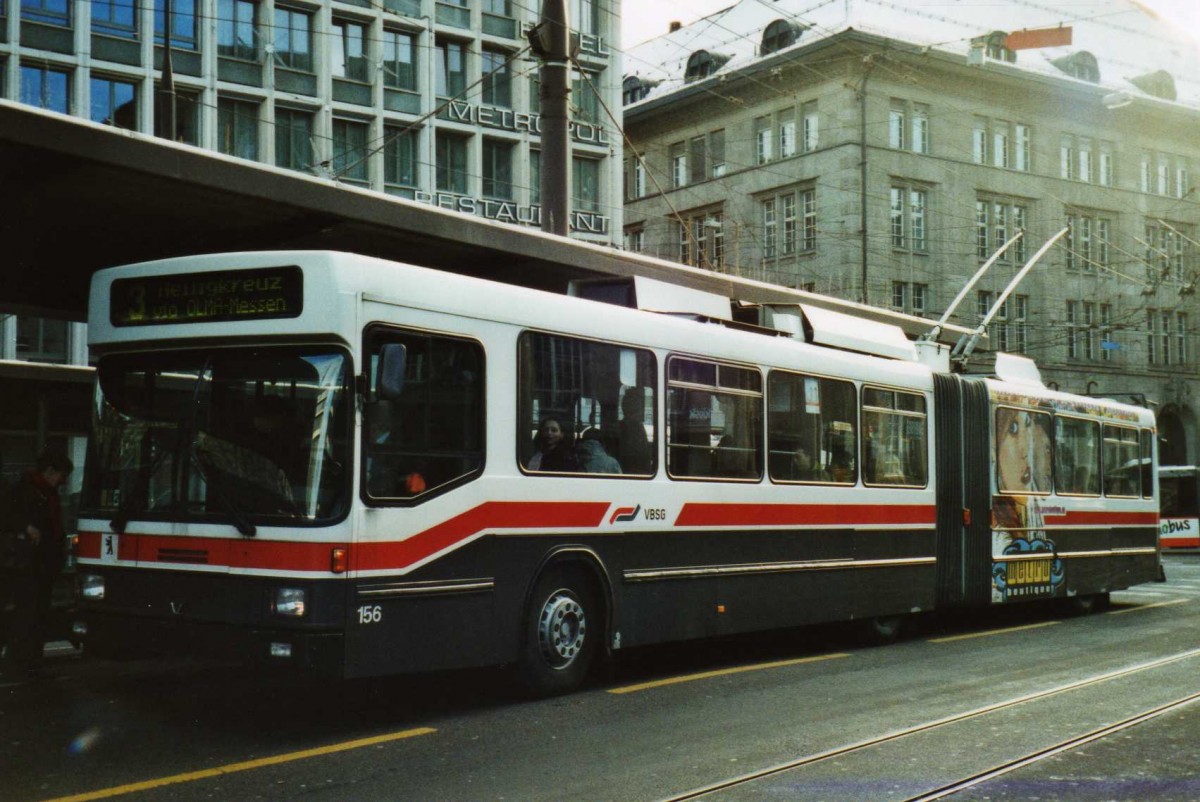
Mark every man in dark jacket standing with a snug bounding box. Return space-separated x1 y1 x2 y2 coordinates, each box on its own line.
0 447 72 683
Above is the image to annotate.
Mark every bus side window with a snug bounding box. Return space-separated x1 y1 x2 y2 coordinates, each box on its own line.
519 332 657 477
363 327 485 502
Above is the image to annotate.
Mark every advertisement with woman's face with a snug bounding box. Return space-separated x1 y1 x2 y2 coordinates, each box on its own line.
996 407 1052 494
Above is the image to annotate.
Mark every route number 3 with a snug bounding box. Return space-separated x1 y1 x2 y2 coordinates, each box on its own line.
357 605 382 625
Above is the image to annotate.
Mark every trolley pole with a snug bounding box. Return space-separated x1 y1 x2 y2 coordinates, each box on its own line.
162 0 177 141
528 0 570 236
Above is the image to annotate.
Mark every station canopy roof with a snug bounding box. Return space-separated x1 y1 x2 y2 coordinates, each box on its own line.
0 101 971 344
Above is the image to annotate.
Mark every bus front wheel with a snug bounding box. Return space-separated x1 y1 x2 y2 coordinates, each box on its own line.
517 568 598 696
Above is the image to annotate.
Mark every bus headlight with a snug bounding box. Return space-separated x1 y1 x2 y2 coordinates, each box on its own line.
272 587 307 617
79 573 106 600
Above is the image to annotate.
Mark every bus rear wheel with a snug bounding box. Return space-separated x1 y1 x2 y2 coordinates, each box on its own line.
517 568 599 696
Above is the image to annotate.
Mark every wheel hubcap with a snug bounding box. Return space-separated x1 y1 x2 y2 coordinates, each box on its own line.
538 591 586 669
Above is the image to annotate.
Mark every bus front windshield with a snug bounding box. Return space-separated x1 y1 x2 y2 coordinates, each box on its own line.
82 347 351 527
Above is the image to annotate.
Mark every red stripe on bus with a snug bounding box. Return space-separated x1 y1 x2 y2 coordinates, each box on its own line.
77 531 346 572
673 503 936 528
354 501 611 571
1044 511 1160 526
1161 537 1200 548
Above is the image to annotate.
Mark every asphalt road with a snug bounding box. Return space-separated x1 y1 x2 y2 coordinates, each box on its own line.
4 556 1200 802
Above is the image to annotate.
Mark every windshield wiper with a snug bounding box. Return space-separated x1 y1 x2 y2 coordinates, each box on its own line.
189 449 257 537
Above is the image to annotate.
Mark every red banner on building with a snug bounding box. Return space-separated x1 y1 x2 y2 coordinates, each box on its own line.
1005 27 1073 50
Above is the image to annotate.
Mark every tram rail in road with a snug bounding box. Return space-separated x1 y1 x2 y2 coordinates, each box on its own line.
658 646 1200 802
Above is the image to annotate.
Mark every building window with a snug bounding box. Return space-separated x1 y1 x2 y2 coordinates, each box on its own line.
624 227 644 253
572 69 600 124
992 120 1009 168
93 0 137 38
1177 312 1189 364
332 19 368 82
483 0 510 16
802 100 818 152
778 107 796 158
911 103 929 154
90 75 137 130
482 138 514 199
761 189 815 259
217 96 258 161
1147 309 1158 364
1083 301 1097 360
574 0 599 36
154 86 199 144
332 118 369 185
669 141 686 189
755 116 771 164
1099 144 1114 186
573 157 600 213
800 189 816 252
155 0 197 49
1064 212 1113 273
1140 153 1152 193
274 106 313 171
1015 124 1031 171
217 0 257 61
1100 304 1114 362
1066 300 1079 359
383 126 417 192
15 317 68 364
781 194 796 255
22 0 69 26
674 211 723 270
19 64 69 114
761 19 801 55
628 158 646 199
762 198 776 260
529 149 540 204
710 129 726 177
1060 135 1077 180
1078 137 1093 183
978 291 1027 354
977 197 1028 262
892 282 928 317
891 185 927 251
1144 221 1191 284
972 116 988 164
273 6 313 72
436 39 466 98
436 132 469 194
889 101 906 150
383 29 417 91
481 48 512 108
689 135 707 185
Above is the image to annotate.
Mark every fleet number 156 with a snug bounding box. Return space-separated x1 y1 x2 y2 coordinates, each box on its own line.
357 605 382 624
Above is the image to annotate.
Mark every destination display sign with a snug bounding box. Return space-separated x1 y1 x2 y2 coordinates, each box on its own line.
111 266 303 327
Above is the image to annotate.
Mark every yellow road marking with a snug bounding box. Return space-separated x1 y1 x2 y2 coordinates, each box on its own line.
608 652 850 695
1107 598 1191 615
929 620 1059 644
45 727 436 802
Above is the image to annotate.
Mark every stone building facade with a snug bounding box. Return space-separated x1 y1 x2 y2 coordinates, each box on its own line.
623 4 1200 464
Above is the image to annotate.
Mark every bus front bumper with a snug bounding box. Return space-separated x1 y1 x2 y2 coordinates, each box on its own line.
74 609 345 676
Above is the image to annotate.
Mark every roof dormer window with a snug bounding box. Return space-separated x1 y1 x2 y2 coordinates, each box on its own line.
761 19 803 55
1130 69 1176 101
684 49 730 83
1052 51 1099 83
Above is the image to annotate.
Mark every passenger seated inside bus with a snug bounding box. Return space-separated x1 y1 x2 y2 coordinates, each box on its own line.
527 416 578 472
363 400 427 497
789 446 830 482
577 430 621 474
617 387 652 475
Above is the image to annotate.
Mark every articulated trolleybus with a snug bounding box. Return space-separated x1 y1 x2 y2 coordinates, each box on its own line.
74 251 1160 693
